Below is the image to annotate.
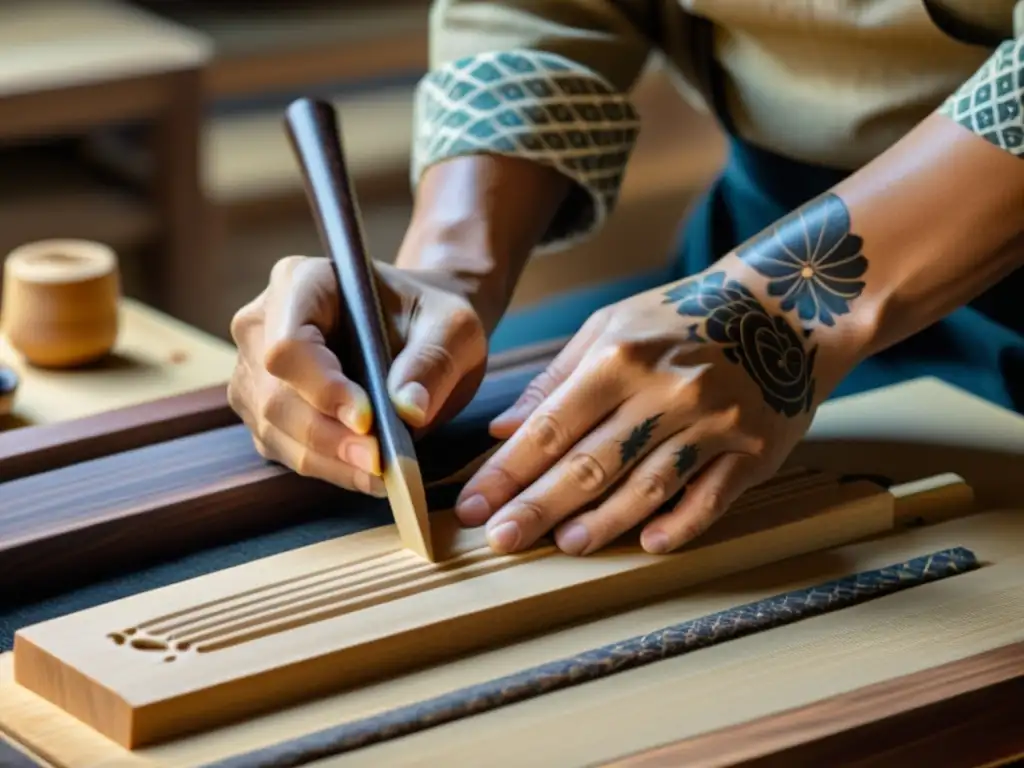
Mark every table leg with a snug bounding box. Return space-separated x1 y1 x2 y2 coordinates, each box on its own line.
151 67 212 332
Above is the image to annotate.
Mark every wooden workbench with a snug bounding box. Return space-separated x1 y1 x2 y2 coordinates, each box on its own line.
0 298 236 430
0 371 1021 766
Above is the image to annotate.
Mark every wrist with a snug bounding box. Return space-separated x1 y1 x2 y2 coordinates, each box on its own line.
396 154 571 334
394 223 513 334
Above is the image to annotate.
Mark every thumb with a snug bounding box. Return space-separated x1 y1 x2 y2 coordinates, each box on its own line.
263 258 372 434
387 306 485 428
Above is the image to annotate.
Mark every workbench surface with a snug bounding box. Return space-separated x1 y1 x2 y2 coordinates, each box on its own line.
0 298 236 429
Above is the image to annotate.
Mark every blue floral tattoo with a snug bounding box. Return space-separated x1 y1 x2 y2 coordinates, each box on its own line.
735 193 867 327
663 272 817 417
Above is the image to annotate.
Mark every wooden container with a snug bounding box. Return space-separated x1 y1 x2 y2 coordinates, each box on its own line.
0 239 120 368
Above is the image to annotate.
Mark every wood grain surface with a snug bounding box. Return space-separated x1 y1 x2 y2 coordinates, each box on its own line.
2 511 1022 768
606 640 1024 768
0 384 235 482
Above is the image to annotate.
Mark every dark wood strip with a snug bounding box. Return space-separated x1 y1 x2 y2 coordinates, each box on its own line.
0 385 236 482
605 640 1024 768
0 340 565 482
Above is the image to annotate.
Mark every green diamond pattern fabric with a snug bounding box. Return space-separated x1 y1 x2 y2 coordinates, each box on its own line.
938 36 1024 156
412 49 641 249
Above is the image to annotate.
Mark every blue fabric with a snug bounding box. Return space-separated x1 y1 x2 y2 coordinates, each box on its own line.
489 270 670 352
675 136 1024 413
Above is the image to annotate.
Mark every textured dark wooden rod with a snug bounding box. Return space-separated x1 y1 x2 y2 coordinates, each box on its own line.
608 639 1024 768
197 548 979 768
0 384 236 482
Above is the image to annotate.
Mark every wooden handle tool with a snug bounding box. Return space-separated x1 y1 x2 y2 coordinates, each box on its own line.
284 98 434 562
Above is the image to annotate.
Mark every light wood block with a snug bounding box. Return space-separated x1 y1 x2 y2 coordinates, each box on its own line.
12 468 917 748
0 298 236 427
0 507 1019 768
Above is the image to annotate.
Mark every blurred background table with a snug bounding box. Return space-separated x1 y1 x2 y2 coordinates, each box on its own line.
0 0 211 327
0 0 726 343
0 298 235 430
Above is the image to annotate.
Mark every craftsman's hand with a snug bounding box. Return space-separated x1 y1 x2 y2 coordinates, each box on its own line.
455 256 868 556
229 255 487 495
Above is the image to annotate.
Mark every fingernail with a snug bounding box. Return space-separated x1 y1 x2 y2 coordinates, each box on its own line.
394 382 429 424
641 530 670 554
455 494 490 525
556 522 591 556
487 521 520 553
344 443 379 475
368 477 387 498
354 470 387 498
339 401 371 434
489 405 520 429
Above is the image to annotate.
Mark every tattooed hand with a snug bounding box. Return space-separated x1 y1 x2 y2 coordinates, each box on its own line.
455 192 872 556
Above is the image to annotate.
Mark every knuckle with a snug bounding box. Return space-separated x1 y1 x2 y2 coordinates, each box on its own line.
229 302 260 345
294 449 317 477
415 341 458 381
634 472 669 505
518 375 555 409
488 463 529 495
269 254 306 282
567 452 607 492
678 519 708 546
514 500 547 529
254 417 274 444
702 489 729 516
744 435 769 461
585 305 613 332
257 385 288 428
527 413 570 456
302 416 324 454
251 437 270 460
447 305 483 340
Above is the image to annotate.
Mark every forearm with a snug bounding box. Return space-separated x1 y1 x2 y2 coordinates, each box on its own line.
834 109 1024 357
393 0 653 332
395 154 571 332
715 36 1024 391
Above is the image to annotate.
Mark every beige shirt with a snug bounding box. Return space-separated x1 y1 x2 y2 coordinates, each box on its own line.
412 1 1021 248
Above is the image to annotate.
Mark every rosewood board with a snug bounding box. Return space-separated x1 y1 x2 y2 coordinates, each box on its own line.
0 384 236 482
14 471 900 748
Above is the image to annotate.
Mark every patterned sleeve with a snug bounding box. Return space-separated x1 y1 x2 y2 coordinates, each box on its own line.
412 0 657 250
937 4 1024 157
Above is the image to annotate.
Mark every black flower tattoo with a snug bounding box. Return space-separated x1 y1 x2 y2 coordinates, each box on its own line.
673 444 698 478
663 272 816 417
620 414 663 465
736 193 867 327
